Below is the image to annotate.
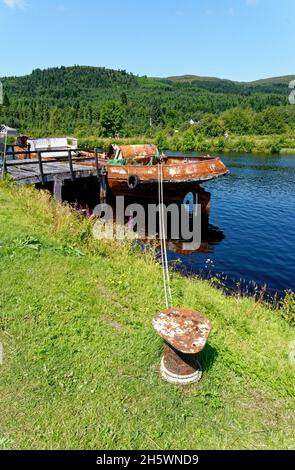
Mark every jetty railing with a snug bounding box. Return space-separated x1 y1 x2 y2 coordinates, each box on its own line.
2 147 104 184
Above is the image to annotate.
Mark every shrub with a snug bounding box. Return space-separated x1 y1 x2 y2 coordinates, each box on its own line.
221 107 254 135
181 129 196 151
170 135 182 151
213 138 226 152
154 131 169 150
198 114 225 137
195 137 210 152
280 291 295 326
270 137 285 154
234 137 254 153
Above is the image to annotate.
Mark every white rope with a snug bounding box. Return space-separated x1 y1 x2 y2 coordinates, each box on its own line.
158 163 168 309
160 163 173 308
158 161 173 309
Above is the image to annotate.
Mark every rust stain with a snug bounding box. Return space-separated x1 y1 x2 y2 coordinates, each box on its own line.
106 155 229 198
153 308 212 354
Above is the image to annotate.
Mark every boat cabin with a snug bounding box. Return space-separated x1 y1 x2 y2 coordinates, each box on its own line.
106 144 160 165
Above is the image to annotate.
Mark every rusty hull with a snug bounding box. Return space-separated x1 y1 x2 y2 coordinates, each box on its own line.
106 156 228 198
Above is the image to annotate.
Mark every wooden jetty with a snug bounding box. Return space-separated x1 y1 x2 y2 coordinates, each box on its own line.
2 148 107 202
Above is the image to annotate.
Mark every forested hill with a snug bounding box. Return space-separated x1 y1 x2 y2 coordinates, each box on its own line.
0 65 294 138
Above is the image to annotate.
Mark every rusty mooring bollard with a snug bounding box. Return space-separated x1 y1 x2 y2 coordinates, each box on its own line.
153 308 212 385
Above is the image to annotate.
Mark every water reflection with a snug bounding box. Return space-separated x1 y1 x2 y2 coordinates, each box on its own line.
107 189 224 252
167 223 225 255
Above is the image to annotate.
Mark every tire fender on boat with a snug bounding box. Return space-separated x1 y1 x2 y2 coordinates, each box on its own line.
127 175 139 189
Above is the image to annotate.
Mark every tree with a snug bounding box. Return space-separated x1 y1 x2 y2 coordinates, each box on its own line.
221 107 253 134
253 107 287 135
2 93 10 107
120 92 128 106
198 114 225 137
100 101 124 137
49 107 63 132
150 103 164 126
181 129 196 151
154 131 168 150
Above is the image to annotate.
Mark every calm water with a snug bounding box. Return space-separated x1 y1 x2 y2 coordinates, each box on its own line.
166 153 295 300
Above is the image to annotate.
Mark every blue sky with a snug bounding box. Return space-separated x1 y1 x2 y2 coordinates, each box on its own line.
0 0 294 81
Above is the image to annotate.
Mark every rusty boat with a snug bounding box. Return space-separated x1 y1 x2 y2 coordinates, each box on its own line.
104 144 229 199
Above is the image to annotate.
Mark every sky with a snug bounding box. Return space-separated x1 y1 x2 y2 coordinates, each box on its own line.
0 0 294 81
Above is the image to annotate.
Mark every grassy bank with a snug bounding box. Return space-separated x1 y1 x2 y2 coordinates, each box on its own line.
78 133 295 155
0 182 294 450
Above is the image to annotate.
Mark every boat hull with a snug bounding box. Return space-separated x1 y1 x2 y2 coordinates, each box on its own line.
106 156 228 199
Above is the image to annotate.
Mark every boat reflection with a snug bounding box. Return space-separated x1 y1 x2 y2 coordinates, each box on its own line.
108 189 226 256
166 223 225 255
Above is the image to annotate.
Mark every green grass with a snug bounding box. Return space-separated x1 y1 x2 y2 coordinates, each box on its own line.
0 182 294 450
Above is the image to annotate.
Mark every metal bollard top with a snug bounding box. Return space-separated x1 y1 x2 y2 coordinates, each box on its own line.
153 308 212 354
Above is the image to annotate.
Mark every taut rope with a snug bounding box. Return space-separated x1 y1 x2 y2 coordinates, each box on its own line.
158 161 173 309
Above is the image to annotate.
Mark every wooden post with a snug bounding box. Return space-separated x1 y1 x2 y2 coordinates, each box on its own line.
37 151 45 185
95 148 100 180
1 155 7 179
68 150 74 181
53 179 64 202
1 132 8 180
99 171 107 203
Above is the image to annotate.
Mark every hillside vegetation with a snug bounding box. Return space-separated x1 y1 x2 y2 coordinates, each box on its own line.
0 181 294 450
1 66 295 148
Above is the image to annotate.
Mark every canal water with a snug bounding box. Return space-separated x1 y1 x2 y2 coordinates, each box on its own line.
166 152 295 300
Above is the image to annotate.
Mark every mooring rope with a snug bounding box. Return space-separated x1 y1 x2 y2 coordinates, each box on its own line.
158 161 173 309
